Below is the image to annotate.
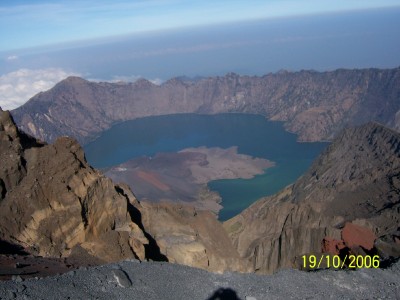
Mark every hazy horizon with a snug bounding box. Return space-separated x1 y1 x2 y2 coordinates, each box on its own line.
1 2 400 110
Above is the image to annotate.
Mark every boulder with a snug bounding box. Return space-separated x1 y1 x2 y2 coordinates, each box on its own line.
341 222 376 251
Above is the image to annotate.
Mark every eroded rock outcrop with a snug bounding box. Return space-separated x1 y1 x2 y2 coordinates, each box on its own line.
224 122 400 273
0 109 245 273
140 201 248 273
0 109 153 263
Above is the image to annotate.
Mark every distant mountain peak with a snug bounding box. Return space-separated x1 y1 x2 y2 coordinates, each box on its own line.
133 78 155 87
62 76 88 83
50 76 90 92
164 77 185 84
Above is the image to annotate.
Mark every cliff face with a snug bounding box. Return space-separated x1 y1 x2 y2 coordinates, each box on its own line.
0 109 245 273
140 201 247 273
12 67 400 144
0 108 152 262
224 122 400 273
2 103 400 275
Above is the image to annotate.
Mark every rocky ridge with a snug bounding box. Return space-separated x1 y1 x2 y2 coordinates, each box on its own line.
0 108 245 276
0 107 154 263
224 122 400 273
12 67 400 144
1 106 399 277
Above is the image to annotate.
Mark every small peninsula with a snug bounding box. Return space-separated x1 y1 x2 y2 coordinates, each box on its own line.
105 146 274 213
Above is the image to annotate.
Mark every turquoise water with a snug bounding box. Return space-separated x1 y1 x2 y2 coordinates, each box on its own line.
209 159 316 221
84 113 327 220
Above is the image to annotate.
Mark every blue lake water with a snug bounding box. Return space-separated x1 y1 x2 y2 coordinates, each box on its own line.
84 113 327 220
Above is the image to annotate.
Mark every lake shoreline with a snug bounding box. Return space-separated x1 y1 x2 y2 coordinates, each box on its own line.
85 113 327 220
105 146 275 215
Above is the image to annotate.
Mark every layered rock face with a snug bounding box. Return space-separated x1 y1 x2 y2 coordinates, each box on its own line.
140 201 247 273
0 108 152 262
224 122 400 273
0 108 245 273
12 67 400 144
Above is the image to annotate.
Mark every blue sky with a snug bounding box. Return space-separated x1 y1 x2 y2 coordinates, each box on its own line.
1 0 400 51
0 1 400 110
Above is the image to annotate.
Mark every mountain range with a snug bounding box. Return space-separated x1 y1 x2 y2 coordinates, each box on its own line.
11 67 400 144
0 66 399 287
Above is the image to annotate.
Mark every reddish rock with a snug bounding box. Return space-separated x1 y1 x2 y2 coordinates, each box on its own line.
321 237 346 255
342 222 376 251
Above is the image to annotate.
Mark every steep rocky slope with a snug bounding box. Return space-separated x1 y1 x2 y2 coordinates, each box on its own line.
12 67 400 144
224 122 400 273
139 202 247 273
0 108 245 274
2 105 399 277
0 107 154 263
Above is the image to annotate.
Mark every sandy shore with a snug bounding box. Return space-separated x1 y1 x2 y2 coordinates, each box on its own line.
180 146 274 184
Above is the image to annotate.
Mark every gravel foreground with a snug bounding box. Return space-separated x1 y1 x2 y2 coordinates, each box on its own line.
0 260 399 300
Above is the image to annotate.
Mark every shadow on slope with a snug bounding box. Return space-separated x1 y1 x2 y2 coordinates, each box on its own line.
207 288 241 300
115 185 168 262
0 240 29 255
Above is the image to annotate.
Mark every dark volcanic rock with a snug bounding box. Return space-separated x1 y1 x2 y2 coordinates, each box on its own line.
11 67 400 144
224 122 400 273
321 237 346 255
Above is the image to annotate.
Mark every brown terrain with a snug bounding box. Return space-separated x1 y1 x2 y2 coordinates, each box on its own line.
105 146 273 213
1 105 399 279
11 67 400 144
0 108 246 279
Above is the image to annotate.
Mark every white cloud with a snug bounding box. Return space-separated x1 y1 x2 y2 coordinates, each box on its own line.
111 75 163 85
148 78 163 85
6 55 18 61
90 75 163 85
0 68 80 110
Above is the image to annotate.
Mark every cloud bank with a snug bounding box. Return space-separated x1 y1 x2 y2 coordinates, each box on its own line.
90 75 163 85
6 55 18 61
0 68 79 110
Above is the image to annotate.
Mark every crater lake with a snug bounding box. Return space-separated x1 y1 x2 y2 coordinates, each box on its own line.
84 113 328 220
